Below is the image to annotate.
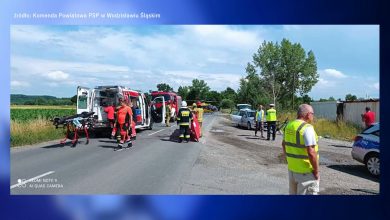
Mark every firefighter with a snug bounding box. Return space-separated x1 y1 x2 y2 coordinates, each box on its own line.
194 101 204 137
130 99 137 140
115 97 133 150
166 100 172 127
177 101 193 143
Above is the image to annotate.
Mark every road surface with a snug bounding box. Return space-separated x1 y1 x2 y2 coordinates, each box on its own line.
11 113 379 195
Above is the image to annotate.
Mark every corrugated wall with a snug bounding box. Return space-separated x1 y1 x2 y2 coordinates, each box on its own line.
343 101 380 126
311 101 338 121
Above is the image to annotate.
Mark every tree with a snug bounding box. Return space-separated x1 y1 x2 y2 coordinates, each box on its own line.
187 79 210 101
328 96 336 101
253 41 282 106
156 83 173 92
220 99 235 109
237 63 270 107
71 95 77 104
206 90 222 106
177 86 190 100
220 87 237 103
251 39 319 110
345 94 357 101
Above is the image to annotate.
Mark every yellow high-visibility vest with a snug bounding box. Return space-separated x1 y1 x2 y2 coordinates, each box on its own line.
194 107 204 122
266 108 277 121
255 110 264 122
283 120 319 173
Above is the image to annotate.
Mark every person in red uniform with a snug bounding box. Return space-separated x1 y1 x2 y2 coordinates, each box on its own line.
361 106 376 128
104 102 116 138
115 98 133 150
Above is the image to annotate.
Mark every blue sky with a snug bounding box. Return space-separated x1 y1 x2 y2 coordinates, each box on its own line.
11 25 379 100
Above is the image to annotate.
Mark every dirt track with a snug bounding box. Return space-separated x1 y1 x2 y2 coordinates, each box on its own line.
182 113 379 195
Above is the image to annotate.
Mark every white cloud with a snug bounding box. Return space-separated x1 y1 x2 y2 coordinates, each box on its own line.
46 71 69 81
373 82 379 90
186 25 261 49
321 69 348 78
11 80 30 87
316 78 333 88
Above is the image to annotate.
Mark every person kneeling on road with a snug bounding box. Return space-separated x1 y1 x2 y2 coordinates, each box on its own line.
177 101 193 143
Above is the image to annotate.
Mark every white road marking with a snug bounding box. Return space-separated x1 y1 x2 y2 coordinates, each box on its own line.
148 129 166 136
11 171 55 189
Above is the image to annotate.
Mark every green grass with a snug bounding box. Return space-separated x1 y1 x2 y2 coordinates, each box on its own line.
312 119 361 141
11 118 66 147
10 106 76 147
11 108 75 122
278 111 361 141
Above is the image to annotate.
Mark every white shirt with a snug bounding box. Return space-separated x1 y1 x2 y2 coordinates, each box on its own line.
303 124 317 147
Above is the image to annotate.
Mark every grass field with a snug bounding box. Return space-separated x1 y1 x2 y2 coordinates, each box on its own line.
11 106 76 147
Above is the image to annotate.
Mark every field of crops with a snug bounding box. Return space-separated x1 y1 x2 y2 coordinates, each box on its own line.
11 106 77 146
11 108 76 122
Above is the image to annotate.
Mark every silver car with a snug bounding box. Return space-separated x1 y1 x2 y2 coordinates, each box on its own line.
231 109 256 130
351 123 380 176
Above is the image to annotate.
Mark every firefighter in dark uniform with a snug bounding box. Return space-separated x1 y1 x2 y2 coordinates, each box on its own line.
177 101 193 143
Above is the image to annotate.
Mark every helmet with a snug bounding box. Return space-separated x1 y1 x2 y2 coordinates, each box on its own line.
269 103 275 107
196 101 202 107
181 101 187 107
193 103 197 107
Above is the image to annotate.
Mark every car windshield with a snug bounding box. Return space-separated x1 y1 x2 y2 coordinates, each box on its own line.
362 124 380 134
247 111 255 117
152 94 171 103
237 104 252 110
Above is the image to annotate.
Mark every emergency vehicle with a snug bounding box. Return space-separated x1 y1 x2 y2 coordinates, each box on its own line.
77 86 166 132
150 91 182 121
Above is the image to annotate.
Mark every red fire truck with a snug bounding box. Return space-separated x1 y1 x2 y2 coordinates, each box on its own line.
150 91 182 121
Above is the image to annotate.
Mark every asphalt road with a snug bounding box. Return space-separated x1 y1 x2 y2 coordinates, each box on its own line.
11 113 378 195
11 114 214 194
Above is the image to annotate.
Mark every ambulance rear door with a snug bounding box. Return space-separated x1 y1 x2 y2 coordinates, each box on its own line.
151 96 166 124
77 86 91 114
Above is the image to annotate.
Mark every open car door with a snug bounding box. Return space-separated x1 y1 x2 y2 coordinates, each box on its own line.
77 86 91 114
151 96 166 124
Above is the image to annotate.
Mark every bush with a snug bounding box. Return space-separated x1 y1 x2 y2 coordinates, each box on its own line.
220 99 235 109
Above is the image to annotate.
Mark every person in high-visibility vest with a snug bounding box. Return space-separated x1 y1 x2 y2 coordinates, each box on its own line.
177 101 193 143
282 104 319 195
255 104 265 138
266 103 277 141
194 101 204 137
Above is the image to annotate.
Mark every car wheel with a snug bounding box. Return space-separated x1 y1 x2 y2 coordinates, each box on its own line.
247 122 251 130
365 153 380 176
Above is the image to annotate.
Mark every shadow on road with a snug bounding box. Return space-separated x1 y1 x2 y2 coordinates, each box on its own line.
351 188 379 195
327 164 379 183
159 129 181 143
246 137 261 140
42 143 66 149
99 140 118 144
330 144 352 149
98 145 118 149
42 140 88 148
237 134 252 137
